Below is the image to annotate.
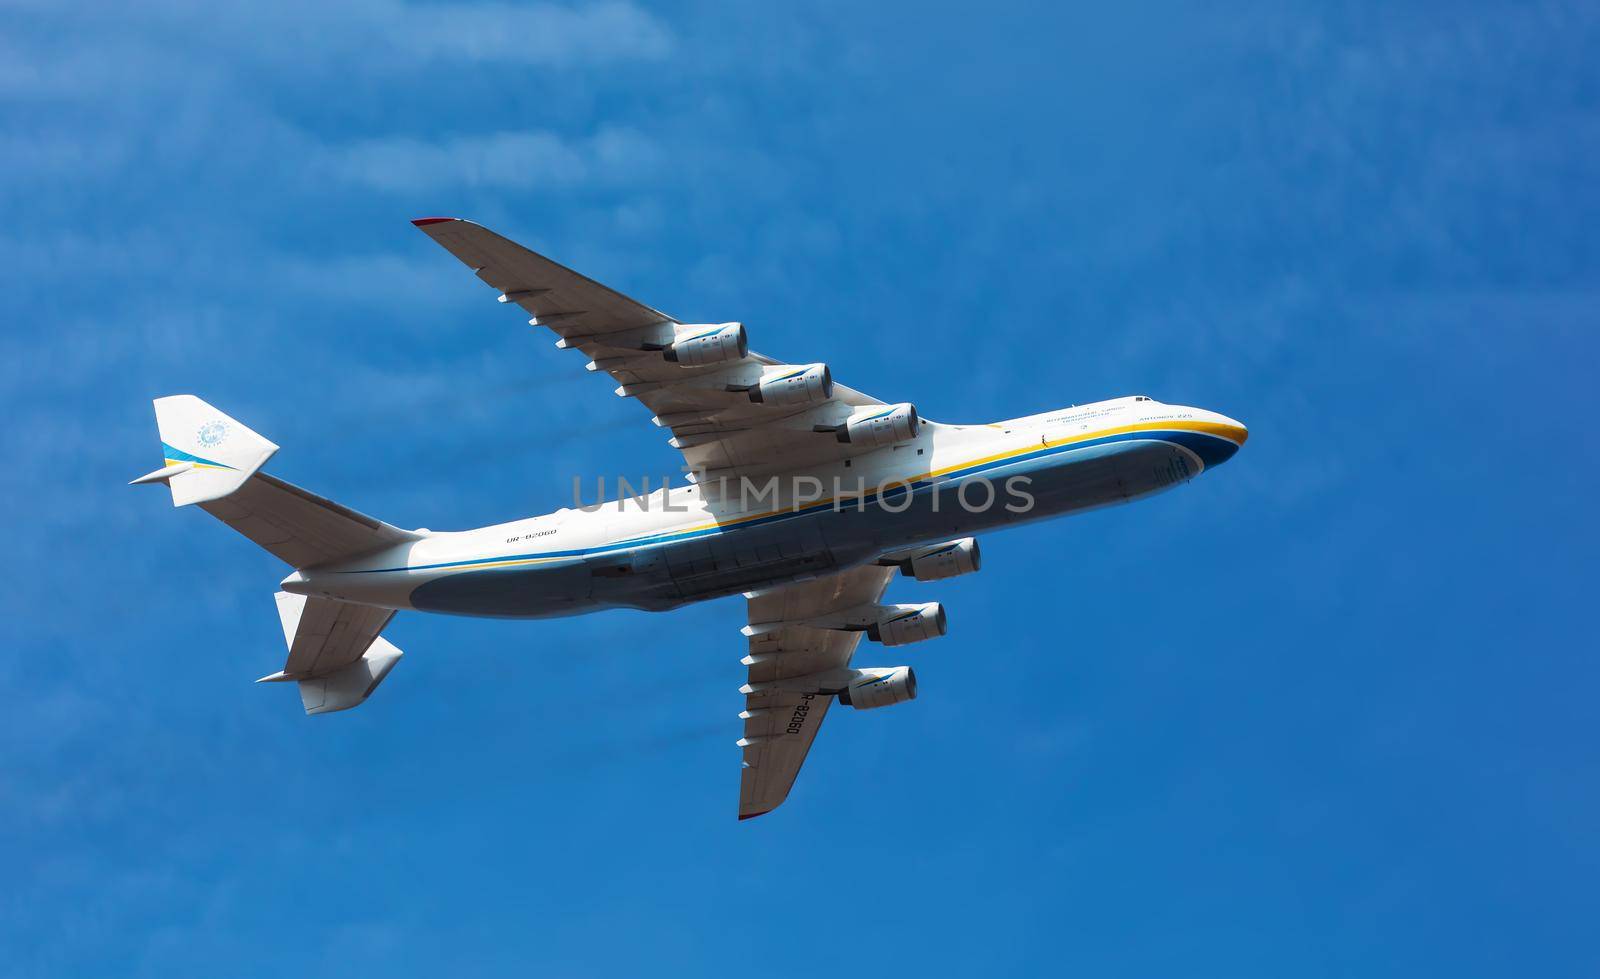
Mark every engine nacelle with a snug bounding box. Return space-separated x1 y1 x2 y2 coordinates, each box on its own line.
904 538 981 581
839 402 919 447
750 364 833 406
665 322 747 367
838 666 917 710
869 602 946 646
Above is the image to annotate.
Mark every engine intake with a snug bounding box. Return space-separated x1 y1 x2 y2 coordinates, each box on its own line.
665 322 747 367
868 602 946 646
899 538 981 581
838 666 917 710
839 403 919 447
750 364 833 406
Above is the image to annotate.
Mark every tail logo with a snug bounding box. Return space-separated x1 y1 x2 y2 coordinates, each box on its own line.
197 420 230 448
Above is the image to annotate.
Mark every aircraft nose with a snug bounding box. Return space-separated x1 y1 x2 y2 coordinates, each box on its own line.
1217 414 1248 446
1186 411 1248 469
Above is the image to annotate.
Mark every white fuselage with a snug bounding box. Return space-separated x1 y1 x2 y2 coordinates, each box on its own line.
283 397 1247 618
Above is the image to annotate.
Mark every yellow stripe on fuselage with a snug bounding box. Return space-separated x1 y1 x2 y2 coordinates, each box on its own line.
404 418 1245 575
656 418 1247 535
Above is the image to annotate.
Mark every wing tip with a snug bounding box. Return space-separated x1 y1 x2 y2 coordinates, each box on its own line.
410 216 460 227
738 809 772 822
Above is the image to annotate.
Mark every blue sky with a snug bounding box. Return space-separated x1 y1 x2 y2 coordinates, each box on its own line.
3 1 1597 974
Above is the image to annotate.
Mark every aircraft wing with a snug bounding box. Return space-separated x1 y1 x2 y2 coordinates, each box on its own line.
736 564 897 820
412 218 895 488
411 217 675 333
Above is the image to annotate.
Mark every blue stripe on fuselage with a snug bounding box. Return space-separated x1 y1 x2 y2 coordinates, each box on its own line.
350 428 1236 575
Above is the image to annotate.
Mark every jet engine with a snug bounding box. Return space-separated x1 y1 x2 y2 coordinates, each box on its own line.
868 602 946 646
838 666 917 710
665 322 747 366
890 538 981 581
750 364 833 406
838 403 919 447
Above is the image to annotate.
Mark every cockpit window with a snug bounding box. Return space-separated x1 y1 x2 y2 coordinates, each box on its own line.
1134 395 1152 402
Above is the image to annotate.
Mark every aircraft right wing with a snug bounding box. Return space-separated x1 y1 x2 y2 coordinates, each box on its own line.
411 218 908 492
736 564 898 820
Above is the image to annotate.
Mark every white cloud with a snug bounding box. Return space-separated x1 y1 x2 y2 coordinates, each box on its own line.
323 126 662 191
0 130 133 179
0 0 672 100
389 1 673 66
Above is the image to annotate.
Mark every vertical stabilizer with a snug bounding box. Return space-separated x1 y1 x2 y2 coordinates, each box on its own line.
134 395 279 506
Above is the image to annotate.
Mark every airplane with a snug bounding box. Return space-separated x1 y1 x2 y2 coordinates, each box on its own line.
133 217 1248 820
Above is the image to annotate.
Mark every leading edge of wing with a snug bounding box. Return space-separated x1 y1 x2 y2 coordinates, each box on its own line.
409 216 677 326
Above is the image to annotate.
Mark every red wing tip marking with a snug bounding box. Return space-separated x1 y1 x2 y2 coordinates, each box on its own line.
738 810 772 821
410 216 460 227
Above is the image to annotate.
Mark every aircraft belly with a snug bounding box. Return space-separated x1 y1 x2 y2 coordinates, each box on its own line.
654 518 837 605
408 560 596 619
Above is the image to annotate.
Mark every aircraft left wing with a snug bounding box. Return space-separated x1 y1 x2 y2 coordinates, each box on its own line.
736 564 897 820
412 218 910 490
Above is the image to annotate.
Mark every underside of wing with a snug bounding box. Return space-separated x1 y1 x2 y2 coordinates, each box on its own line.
412 218 917 487
737 565 897 820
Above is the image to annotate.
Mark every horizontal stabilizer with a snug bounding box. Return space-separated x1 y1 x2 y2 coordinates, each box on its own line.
296 637 403 715
270 591 403 715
